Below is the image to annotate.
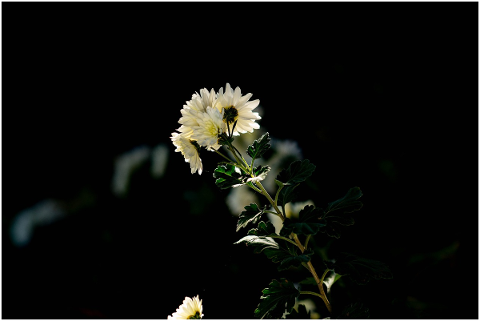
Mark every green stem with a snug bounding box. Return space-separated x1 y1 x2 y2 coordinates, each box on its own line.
232 144 249 168
215 150 234 163
246 182 262 194
273 183 285 216
299 291 323 299
304 235 312 250
291 233 332 314
317 268 332 313
269 235 299 247
224 140 250 171
256 181 284 221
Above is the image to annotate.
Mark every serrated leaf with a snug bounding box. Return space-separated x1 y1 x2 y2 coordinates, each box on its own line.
248 221 276 236
237 233 313 271
277 184 299 210
247 132 271 160
324 253 393 285
323 272 342 293
254 278 299 319
280 205 326 237
263 240 314 271
325 186 363 214
236 203 265 232
319 187 363 238
285 304 311 319
248 165 271 183
234 235 279 254
276 159 316 185
213 164 247 189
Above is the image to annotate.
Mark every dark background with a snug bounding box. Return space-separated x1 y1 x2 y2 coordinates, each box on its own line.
2 2 478 319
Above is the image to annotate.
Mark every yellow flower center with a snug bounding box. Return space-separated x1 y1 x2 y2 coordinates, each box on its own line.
205 120 221 139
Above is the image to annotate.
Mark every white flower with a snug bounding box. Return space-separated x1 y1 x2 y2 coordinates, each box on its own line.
191 106 226 151
168 295 203 319
214 83 261 136
178 88 217 137
171 132 203 175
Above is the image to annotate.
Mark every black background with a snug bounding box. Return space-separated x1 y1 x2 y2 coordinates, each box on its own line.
2 2 478 319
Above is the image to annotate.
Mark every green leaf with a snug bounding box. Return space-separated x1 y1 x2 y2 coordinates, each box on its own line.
319 187 363 238
247 221 276 236
277 183 299 210
248 165 271 183
299 277 317 285
234 235 279 254
236 203 266 232
280 205 326 237
285 304 311 319
254 278 299 319
237 232 312 271
325 186 363 214
264 240 314 271
324 253 393 285
276 159 316 185
323 272 342 293
213 164 247 189
247 132 271 160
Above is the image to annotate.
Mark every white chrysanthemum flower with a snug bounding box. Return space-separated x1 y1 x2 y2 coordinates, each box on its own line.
178 88 217 137
191 106 226 151
171 132 203 175
214 83 261 136
168 295 203 319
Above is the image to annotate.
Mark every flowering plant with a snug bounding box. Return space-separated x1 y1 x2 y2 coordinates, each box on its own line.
170 84 392 319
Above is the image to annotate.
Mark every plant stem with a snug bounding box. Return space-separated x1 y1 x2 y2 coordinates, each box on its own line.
299 291 323 299
253 180 332 313
269 235 299 247
317 269 332 313
291 233 332 314
246 182 262 194
304 234 312 250
256 181 284 221
215 150 234 163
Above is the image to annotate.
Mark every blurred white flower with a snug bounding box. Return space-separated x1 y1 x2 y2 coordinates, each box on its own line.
296 297 320 319
168 295 203 319
261 138 303 192
191 106 226 151
285 200 315 219
267 200 315 234
10 199 65 247
112 145 151 197
171 132 203 175
214 83 261 136
226 185 259 216
151 143 169 179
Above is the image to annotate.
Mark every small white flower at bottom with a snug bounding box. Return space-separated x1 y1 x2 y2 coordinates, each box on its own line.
168 295 203 319
171 132 203 175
